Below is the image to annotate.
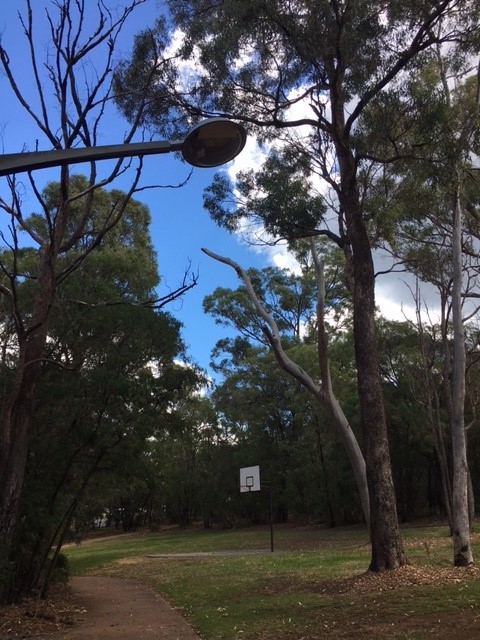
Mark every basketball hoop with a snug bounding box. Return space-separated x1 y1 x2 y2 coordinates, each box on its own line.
239 466 261 493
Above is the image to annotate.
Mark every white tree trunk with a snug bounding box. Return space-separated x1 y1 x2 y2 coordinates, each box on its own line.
202 246 370 528
451 184 473 566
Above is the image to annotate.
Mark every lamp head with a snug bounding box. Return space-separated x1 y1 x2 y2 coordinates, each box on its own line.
181 118 247 168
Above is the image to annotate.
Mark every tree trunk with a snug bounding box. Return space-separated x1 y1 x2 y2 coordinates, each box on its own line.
0 246 56 603
325 396 370 529
202 247 371 528
414 292 453 531
325 47 406 568
352 214 405 570
337 154 406 571
451 184 473 566
315 416 335 527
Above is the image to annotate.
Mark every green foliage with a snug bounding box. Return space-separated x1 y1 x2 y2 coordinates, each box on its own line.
134 393 243 530
204 149 327 240
113 17 186 136
358 61 480 264
166 1 445 113
50 553 70 585
204 263 320 346
207 336 363 526
0 176 199 600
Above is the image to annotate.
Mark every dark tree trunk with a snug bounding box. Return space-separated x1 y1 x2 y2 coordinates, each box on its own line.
350 201 406 570
334 128 406 569
0 247 55 603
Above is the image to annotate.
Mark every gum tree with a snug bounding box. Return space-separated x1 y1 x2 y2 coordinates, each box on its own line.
359 62 480 565
202 241 370 528
116 0 479 570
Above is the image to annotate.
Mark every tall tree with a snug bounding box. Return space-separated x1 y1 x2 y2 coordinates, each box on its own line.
0 175 195 600
117 0 478 569
0 0 190 602
206 260 367 525
203 243 370 527
359 61 480 564
439 67 479 567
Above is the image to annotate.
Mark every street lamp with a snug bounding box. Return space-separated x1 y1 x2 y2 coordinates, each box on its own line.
0 118 247 177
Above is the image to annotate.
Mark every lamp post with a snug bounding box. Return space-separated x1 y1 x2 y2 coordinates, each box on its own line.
0 118 247 176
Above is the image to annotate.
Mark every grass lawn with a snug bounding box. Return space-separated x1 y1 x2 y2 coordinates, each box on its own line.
63 523 480 639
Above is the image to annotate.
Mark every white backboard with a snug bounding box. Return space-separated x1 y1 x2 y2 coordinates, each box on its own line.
239 465 261 492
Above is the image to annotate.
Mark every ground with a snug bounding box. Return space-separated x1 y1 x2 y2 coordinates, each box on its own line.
0 576 200 639
1 564 480 639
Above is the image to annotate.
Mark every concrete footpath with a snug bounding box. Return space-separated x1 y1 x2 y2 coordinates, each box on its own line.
56 576 201 640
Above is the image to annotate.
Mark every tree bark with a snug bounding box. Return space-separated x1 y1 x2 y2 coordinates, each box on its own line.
451 183 473 566
334 137 406 569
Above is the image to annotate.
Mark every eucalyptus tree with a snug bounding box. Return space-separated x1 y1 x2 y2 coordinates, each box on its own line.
358 57 480 564
209 324 363 526
203 242 370 526
0 0 192 602
116 0 479 570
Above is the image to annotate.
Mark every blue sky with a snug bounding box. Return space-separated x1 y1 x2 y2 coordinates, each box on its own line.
1 1 446 385
0 1 267 380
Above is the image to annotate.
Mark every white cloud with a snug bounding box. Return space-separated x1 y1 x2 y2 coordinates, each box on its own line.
374 269 441 326
163 33 450 329
227 134 268 181
163 29 205 95
269 247 301 273
375 286 420 323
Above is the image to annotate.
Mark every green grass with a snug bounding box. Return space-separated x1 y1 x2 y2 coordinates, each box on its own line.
66 524 370 573
63 523 480 639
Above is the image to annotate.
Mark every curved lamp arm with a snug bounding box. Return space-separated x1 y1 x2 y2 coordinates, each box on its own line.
0 118 247 176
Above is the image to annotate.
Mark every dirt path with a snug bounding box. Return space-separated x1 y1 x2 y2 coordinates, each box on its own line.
57 576 201 639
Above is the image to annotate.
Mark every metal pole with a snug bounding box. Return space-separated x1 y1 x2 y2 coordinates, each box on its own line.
0 140 182 177
269 482 274 553
0 118 247 177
